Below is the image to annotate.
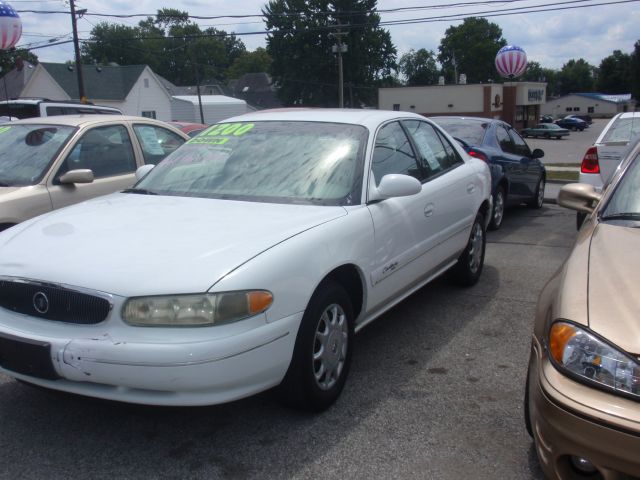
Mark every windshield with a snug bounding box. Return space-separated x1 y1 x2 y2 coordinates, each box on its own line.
601 117 640 144
0 124 76 186
136 121 368 205
601 152 640 221
430 118 487 145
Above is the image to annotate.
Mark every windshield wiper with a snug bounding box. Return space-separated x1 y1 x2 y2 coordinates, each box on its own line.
601 212 640 221
121 188 158 195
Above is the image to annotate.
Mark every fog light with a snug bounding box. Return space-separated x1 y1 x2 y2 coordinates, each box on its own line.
570 456 597 474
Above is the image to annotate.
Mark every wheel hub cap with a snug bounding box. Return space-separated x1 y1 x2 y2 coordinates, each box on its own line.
313 303 348 390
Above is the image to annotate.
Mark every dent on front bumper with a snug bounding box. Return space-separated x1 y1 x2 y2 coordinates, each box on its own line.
528 337 640 479
0 310 302 406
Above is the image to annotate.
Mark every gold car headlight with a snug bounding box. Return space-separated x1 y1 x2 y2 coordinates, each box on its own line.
548 321 640 400
122 290 273 327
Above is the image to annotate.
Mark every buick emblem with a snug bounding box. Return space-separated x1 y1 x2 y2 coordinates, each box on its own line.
33 291 50 314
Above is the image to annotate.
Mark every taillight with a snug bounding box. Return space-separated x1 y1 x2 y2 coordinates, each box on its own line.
581 146 600 174
468 149 489 162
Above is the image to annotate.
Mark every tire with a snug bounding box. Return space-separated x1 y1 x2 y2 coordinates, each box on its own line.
488 186 505 231
451 212 486 286
528 177 545 209
278 281 354 412
556 136 562 140
544 133 550 139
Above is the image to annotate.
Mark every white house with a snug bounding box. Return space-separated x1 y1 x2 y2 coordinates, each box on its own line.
0 62 251 123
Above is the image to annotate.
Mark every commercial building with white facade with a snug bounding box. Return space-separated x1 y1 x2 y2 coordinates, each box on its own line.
378 81 547 130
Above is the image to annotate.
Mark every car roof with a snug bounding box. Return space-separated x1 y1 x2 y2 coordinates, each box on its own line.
0 115 173 128
430 115 498 123
222 108 428 129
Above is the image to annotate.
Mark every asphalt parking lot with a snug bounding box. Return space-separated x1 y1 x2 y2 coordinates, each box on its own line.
0 202 576 480
527 118 606 164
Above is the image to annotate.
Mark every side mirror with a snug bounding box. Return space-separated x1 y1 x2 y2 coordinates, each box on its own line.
532 148 544 159
135 164 155 180
558 183 602 214
59 169 94 185
370 174 422 201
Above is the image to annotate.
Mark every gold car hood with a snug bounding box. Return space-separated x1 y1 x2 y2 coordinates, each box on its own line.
588 223 640 355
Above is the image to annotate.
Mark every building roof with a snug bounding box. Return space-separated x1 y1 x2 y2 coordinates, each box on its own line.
571 93 633 104
40 63 147 101
230 73 282 110
0 61 37 100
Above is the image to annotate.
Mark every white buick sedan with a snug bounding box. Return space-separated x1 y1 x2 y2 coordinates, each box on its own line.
0 109 491 411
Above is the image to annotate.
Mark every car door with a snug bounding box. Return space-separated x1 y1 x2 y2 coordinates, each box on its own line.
495 124 528 200
48 124 138 210
365 120 476 311
508 127 541 197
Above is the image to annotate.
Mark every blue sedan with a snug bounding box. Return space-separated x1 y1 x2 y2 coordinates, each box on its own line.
431 116 546 230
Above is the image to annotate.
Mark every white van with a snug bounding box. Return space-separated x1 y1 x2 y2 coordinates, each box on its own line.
0 99 122 119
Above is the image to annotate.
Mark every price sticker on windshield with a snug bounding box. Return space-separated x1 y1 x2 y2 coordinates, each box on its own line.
188 122 255 145
0 126 11 134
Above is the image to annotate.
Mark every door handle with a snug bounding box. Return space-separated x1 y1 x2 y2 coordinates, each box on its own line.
424 203 434 217
466 183 476 194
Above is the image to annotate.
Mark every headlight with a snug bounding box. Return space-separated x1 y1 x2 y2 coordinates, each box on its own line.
122 290 273 327
548 321 640 400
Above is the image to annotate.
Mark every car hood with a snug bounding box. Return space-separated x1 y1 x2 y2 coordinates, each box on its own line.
588 223 640 354
0 193 347 296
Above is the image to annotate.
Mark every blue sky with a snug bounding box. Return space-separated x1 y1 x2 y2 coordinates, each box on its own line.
15 0 640 71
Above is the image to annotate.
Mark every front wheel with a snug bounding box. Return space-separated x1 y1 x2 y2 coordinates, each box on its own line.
278 281 354 411
528 177 545 209
488 186 505 230
451 212 486 286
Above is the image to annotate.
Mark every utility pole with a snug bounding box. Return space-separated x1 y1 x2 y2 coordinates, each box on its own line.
330 24 348 108
69 0 86 102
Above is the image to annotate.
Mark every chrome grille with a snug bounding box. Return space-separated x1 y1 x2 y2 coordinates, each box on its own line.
0 280 111 324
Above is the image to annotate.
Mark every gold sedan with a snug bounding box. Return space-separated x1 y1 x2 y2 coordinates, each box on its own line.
0 115 189 231
525 138 640 479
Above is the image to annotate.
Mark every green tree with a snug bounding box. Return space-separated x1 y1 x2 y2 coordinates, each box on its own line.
632 41 640 101
264 0 397 107
0 48 38 76
399 48 440 86
558 58 595 95
597 50 632 93
521 61 544 82
227 48 273 80
437 17 507 84
81 9 246 85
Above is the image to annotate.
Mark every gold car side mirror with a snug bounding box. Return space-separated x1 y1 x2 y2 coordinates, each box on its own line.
558 183 602 214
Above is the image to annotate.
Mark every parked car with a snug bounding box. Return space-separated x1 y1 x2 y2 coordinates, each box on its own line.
555 116 587 131
525 135 640 479
0 115 189 231
431 116 546 230
0 99 122 118
579 112 640 189
540 115 554 123
0 109 492 411
169 121 209 138
567 114 592 125
521 123 570 139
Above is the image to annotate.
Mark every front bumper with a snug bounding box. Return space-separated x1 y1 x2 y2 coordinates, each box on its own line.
528 338 640 479
0 307 302 406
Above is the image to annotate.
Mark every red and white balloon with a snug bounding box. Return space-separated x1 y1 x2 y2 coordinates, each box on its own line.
495 45 527 79
0 1 21 50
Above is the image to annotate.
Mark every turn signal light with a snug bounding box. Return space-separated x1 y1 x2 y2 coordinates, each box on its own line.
549 323 577 363
581 146 600 174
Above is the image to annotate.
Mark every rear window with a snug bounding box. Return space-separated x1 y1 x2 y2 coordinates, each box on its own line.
430 118 487 146
601 117 640 144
